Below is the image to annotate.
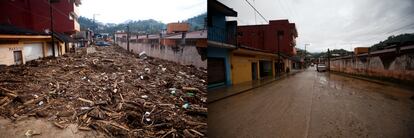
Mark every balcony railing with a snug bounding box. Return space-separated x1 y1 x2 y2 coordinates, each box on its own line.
208 26 236 45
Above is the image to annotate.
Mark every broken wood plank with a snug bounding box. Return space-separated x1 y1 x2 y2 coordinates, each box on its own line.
77 97 94 105
182 87 199 92
23 96 45 106
0 97 9 105
161 128 176 138
0 99 11 107
0 87 18 98
78 126 92 131
182 118 207 126
190 129 204 137
53 122 66 129
183 129 196 137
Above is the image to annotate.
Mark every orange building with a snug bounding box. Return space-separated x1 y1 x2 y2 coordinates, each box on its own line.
166 23 190 34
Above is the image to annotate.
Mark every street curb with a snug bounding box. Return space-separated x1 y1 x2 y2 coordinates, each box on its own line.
208 70 305 104
329 71 414 91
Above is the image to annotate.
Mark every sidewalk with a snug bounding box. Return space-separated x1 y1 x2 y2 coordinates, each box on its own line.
208 69 304 103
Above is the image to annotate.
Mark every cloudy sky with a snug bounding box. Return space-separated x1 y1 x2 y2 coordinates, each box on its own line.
78 0 206 24
219 0 414 52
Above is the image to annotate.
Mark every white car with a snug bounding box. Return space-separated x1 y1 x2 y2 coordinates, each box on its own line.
317 64 327 72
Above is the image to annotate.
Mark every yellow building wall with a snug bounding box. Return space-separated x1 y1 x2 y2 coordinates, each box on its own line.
231 54 278 84
0 43 23 65
231 55 255 84
230 49 290 85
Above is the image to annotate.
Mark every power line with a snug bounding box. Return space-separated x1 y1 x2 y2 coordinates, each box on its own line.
384 22 414 35
278 0 293 19
245 0 268 24
253 0 257 24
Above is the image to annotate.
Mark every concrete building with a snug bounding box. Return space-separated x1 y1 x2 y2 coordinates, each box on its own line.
0 24 69 65
0 0 81 66
161 30 207 47
73 29 93 47
237 20 298 74
166 23 189 34
0 0 81 35
207 0 238 88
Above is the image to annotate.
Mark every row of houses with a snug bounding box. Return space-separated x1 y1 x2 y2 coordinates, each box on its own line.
207 0 300 88
114 22 208 68
114 23 207 48
0 0 82 66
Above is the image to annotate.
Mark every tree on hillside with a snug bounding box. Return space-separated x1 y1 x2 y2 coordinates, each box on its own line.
371 33 414 51
185 13 207 31
78 12 207 35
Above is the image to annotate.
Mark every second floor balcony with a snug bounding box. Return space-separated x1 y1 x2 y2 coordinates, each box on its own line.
208 25 237 45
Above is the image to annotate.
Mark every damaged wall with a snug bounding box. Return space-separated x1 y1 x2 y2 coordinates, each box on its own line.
329 46 414 82
117 42 207 69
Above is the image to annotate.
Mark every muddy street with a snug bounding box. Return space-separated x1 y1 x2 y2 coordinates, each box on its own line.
208 68 414 137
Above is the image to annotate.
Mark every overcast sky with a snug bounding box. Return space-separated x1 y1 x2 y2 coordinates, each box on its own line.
78 0 206 24
219 0 414 52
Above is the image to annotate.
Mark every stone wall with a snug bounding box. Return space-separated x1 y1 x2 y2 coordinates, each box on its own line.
117 42 207 69
329 46 414 82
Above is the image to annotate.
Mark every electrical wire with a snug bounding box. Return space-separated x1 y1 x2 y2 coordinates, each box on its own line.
245 0 268 24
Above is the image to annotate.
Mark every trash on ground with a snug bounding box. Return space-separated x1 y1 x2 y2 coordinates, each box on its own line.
0 46 207 137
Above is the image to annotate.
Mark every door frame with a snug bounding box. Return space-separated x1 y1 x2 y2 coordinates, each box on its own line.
13 50 23 65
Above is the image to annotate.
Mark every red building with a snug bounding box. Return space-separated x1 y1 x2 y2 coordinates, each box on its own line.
0 0 81 35
237 20 298 56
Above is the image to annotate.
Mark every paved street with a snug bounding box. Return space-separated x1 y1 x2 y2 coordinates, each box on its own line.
208 68 414 138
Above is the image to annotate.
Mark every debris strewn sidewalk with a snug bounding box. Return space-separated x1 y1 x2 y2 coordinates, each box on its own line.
0 46 207 137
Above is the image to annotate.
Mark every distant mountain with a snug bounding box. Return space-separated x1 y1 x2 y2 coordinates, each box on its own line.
78 16 165 34
310 49 353 59
78 13 206 35
185 13 206 31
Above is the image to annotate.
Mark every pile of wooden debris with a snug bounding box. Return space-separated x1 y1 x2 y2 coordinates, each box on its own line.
0 46 207 137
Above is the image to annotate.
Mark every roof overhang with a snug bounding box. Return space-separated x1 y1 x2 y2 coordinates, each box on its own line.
209 0 237 17
0 34 51 39
233 48 277 57
208 40 236 49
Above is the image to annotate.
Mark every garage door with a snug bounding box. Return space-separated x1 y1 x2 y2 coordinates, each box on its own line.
259 60 273 77
23 42 43 62
208 58 226 86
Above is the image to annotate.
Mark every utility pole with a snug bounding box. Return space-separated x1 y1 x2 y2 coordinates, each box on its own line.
304 43 310 68
277 31 284 76
327 48 331 71
126 25 130 52
93 14 100 33
49 0 56 57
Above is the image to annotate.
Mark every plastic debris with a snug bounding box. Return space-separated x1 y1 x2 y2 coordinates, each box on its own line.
182 103 190 109
38 101 44 106
24 130 41 137
139 51 147 59
144 68 150 74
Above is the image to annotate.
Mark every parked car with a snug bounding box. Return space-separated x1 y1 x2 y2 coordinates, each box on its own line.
317 63 327 72
96 41 111 46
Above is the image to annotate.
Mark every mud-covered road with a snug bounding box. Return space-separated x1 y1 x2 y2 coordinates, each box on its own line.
208 68 414 137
